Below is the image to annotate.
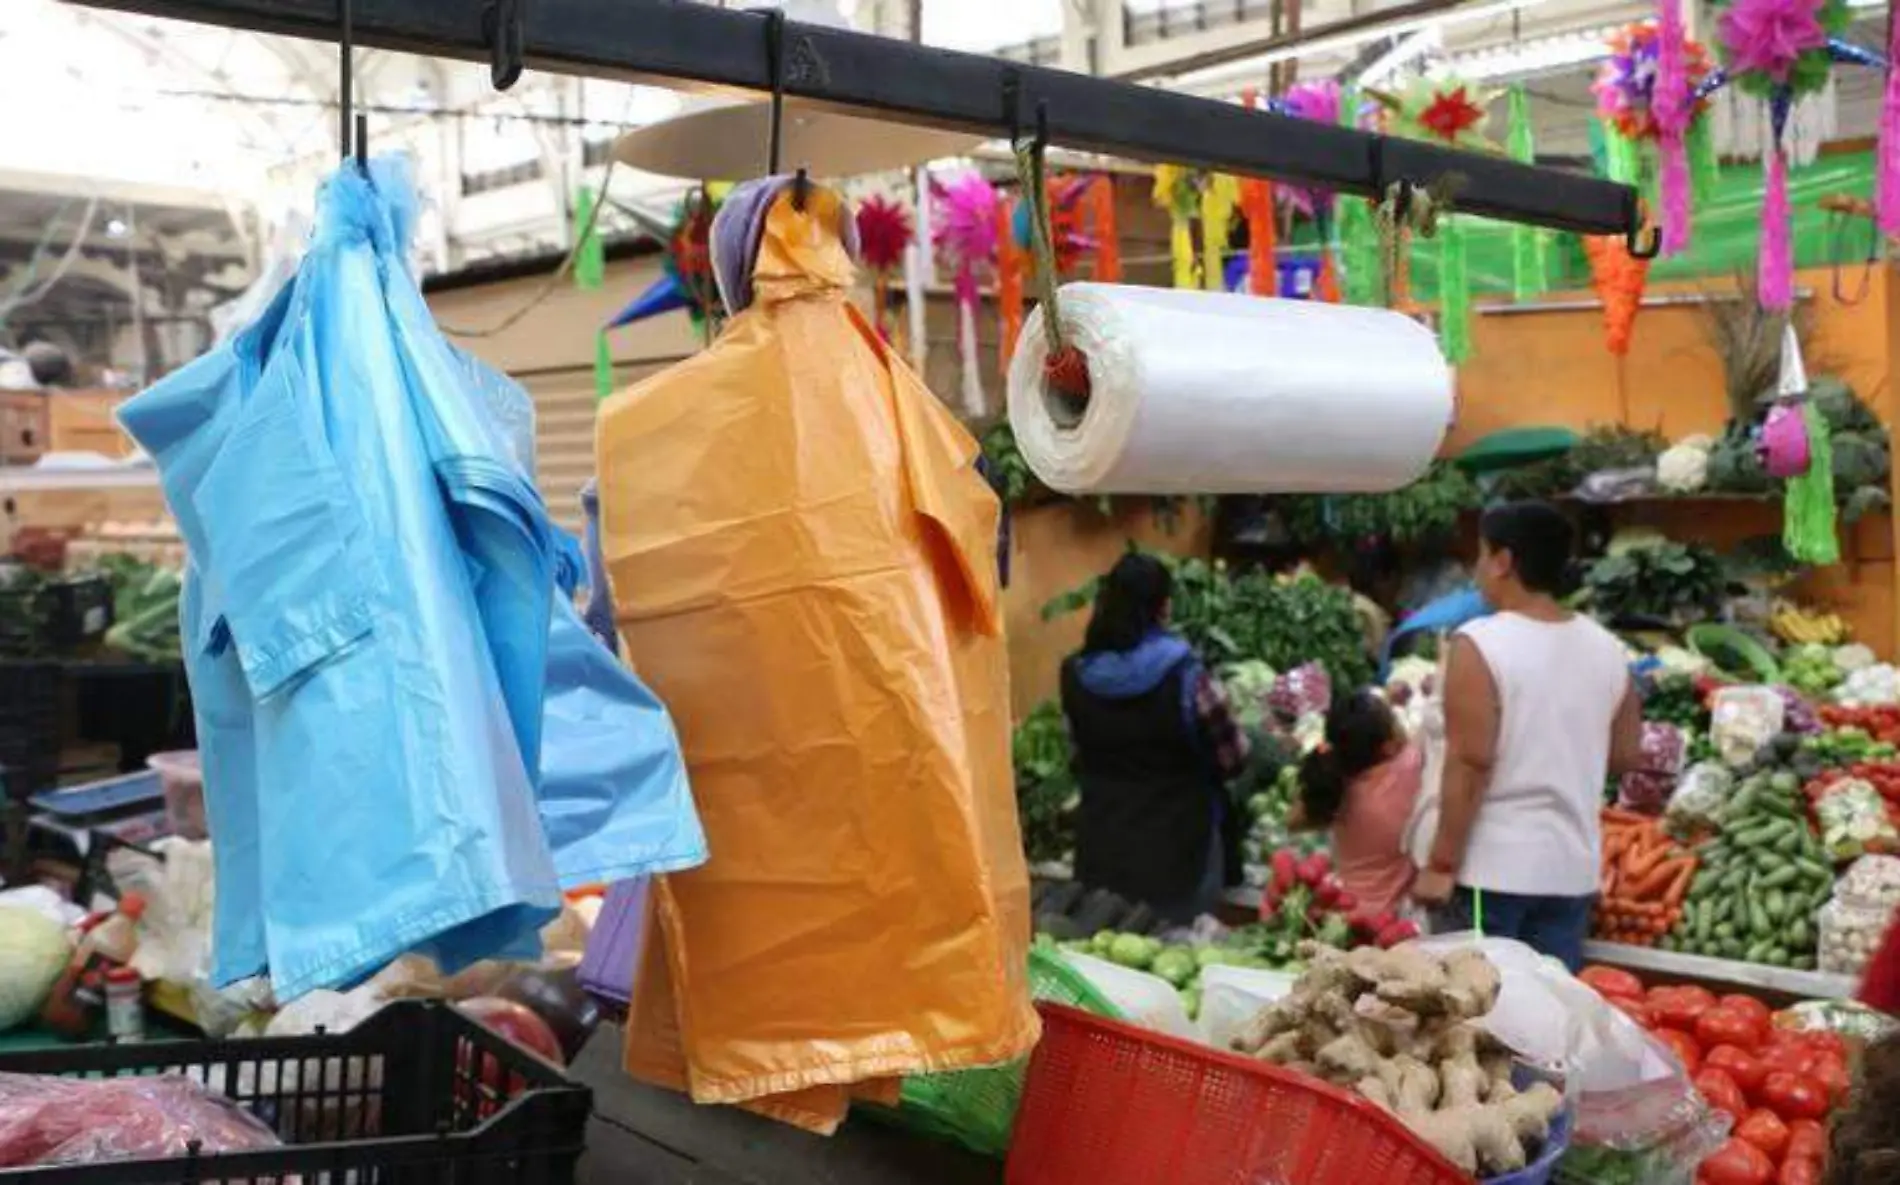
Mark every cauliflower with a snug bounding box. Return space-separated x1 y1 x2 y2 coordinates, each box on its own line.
1836 664 1900 708
1836 644 1878 673
1657 440 1711 493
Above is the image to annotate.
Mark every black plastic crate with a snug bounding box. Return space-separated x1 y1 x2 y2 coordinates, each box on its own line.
0 575 112 657
0 1000 592 1184
0 661 62 801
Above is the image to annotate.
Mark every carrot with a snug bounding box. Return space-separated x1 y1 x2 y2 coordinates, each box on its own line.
1622 843 1669 881
1660 860 1697 907
1626 856 1689 899
1603 807 1653 828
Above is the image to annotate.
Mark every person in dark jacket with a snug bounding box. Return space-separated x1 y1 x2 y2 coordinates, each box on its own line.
1061 554 1248 922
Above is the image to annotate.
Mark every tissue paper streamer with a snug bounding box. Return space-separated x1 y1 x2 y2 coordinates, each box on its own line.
1006 283 1453 495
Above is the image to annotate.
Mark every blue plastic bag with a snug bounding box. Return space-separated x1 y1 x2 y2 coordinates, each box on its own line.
118 159 704 1000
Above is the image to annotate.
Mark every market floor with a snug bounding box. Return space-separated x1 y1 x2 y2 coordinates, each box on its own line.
572 1027 1005 1185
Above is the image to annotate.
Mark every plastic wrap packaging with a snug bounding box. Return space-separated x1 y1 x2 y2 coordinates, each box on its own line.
1818 854 1900 976
1710 687 1785 768
600 179 1036 1121
1005 283 1452 495
0 1074 281 1168
1662 762 1733 834
1617 724 1686 811
1268 661 1332 722
1815 779 1900 860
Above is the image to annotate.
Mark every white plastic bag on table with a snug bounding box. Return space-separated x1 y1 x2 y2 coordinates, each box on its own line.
1710 686 1785 769
1414 933 1728 1176
1059 952 1195 1039
1196 964 1299 1050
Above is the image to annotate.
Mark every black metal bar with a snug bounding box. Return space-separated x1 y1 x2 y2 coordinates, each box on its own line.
61 0 1638 236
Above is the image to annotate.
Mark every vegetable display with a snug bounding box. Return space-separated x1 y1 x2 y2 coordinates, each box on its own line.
1595 810 1700 945
1044 558 1375 692
1665 766 1831 967
1572 966 1852 1185
1013 701 1079 866
1229 944 1562 1176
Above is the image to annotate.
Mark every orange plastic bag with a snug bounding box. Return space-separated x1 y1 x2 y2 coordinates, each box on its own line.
599 181 1038 1113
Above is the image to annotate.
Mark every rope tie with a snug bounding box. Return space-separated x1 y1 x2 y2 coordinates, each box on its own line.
1014 128 1091 402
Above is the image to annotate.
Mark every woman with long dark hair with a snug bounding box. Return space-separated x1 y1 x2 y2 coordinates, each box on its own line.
1293 691 1423 919
1061 554 1247 921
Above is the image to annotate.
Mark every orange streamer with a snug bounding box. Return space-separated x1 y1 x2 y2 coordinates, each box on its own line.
1316 252 1340 303
1582 234 1651 356
1091 175 1122 282
997 197 1025 371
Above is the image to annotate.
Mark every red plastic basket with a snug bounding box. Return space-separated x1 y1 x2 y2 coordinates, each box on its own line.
1006 1003 1469 1185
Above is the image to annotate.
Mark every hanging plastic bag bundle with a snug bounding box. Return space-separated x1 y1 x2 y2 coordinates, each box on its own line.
598 176 1038 1128
117 158 705 1002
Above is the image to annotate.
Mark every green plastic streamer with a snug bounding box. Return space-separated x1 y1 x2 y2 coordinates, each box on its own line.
1602 121 1641 186
1340 197 1381 305
574 187 606 291
594 331 614 400
1687 116 1721 204
1507 86 1546 301
1784 402 1841 565
1333 87 1380 305
1437 214 1471 363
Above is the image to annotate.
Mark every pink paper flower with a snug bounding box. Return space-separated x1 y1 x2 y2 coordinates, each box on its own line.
1717 0 1827 86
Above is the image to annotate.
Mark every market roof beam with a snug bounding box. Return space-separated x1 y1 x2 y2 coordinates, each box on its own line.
60 0 1639 236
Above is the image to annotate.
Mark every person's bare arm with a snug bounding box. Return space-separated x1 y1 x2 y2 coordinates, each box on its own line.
1607 678 1644 777
1426 636 1501 883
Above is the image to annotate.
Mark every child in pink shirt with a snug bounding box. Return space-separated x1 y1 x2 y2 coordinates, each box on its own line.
1290 691 1424 918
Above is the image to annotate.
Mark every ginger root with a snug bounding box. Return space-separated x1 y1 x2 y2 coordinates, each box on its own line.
1317 1030 1384 1081
1442 948 1503 1020
1499 1081 1563 1146
1355 1076 1396 1111
1437 1053 1487 1110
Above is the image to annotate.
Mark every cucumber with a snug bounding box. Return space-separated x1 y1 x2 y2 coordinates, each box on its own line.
1774 829 1803 856
1745 940 1774 964
1794 955 1817 971
1789 919 1813 948
1715 921 1737 940
1760 865 1802 890
1767 948 1791 967
1765 889 1787 921
1719 867 1749 893
1794 857 1831 882
1696 901 1715 941
1748 895 1772 935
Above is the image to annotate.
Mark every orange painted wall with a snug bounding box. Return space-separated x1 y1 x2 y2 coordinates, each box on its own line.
1452 265 1900 657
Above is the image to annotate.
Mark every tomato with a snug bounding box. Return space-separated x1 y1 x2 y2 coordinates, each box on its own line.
1696 1067 1748 1120
1700 1008 1766 1054
1656 1028 1703 1074
1652 985 1718 1030
1786 1119 1828 1164
1759 1071 1832 1122
1735 1109 1790 1160
1581 965 1647 1002
1613 996 1657 1028
1776 1157 1823 1185
1760 1042 1820 1079
1720 995 1774 1035
1696 1137 1776 1185
1808 1051 1851 1105
1706 1045 1769 1095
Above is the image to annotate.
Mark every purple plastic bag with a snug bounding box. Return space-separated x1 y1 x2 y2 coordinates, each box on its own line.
578 878 649 1013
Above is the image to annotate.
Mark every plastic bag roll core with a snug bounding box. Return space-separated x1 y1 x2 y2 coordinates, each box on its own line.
1007 283 1455 495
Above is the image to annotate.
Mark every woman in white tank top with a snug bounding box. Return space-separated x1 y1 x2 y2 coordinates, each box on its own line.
1413 502 1643 970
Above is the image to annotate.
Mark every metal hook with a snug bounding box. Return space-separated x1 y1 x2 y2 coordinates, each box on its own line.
482 0 527 92
1003 68 1023 146
1622 190 1661 259
763 8 788 176
338 0 355 165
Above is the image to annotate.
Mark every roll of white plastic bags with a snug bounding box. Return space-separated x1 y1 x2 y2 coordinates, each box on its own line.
1007 283 1455 495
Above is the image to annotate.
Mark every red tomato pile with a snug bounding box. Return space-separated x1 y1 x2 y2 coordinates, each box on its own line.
1577 967 1850 1185
1818 705 1900 746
